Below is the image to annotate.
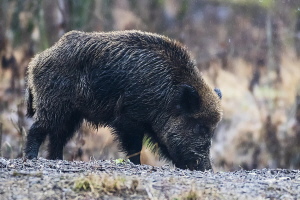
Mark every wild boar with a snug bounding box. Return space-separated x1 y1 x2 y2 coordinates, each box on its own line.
25 30 222 171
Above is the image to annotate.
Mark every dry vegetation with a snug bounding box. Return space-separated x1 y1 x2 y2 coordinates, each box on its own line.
1 158 299 199
0 0 300 173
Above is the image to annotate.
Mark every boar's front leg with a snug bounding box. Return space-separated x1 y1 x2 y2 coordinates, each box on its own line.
113 120 144 165
117 132 144 164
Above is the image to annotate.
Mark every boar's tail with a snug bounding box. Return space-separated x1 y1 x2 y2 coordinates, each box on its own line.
26 87 35 117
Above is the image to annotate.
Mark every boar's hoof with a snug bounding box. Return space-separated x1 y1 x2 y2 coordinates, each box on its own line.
25 148 38 160
25 152 38 160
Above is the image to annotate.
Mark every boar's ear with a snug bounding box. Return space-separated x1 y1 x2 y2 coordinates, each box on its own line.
177 84 200 115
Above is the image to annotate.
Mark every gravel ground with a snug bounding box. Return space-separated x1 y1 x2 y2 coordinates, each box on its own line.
0 158 300 200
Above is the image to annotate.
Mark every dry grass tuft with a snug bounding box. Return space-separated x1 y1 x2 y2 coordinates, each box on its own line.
173 185 225 200
73 173 139 197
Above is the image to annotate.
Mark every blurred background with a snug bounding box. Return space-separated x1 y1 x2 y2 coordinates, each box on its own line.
0 0 300 171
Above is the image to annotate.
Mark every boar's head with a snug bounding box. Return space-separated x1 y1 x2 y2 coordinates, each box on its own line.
153 78 222 171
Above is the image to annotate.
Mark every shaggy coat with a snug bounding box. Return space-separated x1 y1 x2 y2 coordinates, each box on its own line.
25 30 222 171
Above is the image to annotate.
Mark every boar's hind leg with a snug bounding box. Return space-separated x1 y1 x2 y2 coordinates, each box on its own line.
25 121 49 159
47 112 82 160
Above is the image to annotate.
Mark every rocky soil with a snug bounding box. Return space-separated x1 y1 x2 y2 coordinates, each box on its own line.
0 158 299 200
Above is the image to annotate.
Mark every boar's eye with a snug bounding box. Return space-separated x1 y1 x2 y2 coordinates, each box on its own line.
177 84 201 115
193 124 200 134
193 124 210 136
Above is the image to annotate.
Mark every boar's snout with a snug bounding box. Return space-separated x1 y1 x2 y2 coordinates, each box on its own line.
188 158 212 171
174 155 212 171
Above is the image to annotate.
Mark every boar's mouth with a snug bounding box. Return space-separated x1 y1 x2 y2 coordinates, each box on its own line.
175 157 212 171
162 132 213 171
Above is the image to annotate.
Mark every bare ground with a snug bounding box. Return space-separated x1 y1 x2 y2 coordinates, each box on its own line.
0 158 299 200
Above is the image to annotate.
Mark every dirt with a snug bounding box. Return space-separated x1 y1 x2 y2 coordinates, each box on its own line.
0 158 299 200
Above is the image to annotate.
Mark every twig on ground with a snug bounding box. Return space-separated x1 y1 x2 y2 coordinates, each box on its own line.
126 151 141 159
